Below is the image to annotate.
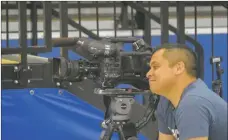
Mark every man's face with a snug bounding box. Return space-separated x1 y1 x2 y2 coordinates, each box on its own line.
146 49 176 95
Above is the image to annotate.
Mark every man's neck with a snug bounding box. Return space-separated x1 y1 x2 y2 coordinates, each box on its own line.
165 76 197 108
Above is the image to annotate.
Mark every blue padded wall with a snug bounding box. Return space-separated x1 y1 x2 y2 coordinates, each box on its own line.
1 88 148 140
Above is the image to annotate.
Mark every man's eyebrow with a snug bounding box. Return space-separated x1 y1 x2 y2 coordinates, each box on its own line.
150 61 159 66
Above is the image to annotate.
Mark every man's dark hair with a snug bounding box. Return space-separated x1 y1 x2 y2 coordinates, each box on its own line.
152 44 198 77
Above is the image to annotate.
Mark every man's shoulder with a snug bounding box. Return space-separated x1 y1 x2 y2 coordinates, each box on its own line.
180 78 226 109
180 78 221 107
178 95 213 110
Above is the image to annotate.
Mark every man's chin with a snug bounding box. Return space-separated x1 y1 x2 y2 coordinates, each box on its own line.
150 88 162 95
151 92 161 95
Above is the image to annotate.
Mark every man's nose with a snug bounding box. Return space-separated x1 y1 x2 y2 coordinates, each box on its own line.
146 70 151 78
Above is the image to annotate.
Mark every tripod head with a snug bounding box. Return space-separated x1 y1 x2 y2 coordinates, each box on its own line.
95 88 151 120
95 88 155 140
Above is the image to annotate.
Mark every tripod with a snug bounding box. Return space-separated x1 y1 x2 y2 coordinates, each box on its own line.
94 88 151 140
210 56 224 97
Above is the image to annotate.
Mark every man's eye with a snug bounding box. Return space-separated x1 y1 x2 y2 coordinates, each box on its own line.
153 66 159 70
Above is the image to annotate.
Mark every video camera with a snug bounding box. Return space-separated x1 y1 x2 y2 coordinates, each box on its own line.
52 37 152 90
51 37 159 140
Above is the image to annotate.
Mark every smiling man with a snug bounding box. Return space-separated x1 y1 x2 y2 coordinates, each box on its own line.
146 44 227 140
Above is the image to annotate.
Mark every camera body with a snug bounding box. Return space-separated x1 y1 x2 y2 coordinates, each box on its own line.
52 38 152 90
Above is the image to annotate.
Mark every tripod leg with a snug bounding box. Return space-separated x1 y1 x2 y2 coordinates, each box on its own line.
100 123 114 140
118 125 138 140
117 125 126 140
117 130 123 140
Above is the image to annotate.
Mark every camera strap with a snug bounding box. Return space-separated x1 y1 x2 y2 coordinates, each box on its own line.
135 95 160 130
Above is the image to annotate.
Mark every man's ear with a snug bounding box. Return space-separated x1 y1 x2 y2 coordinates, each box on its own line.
174 61 185 75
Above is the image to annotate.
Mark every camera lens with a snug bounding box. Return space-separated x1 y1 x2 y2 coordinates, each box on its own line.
53 57 80 79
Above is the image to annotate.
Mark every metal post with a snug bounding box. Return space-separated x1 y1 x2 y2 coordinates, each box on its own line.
43 2 52 51
96 1 99 36
135 1 145 30
160 2 169 44
113 1 117 37
142 1 153 106
194 2 198 40
176 2 185 44
211 3 214 80
78 1 82 37
131 7 134 36
6 1 9 48
121 3 128 29
143 15 151 45
30 2 38 55
149 1 152 44
60 1 68 58
18 1 28 86
148 2 151 14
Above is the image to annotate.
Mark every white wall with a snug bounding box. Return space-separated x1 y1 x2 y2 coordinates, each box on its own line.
1 4 227 39
1 16 227 32
1 16 228 40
